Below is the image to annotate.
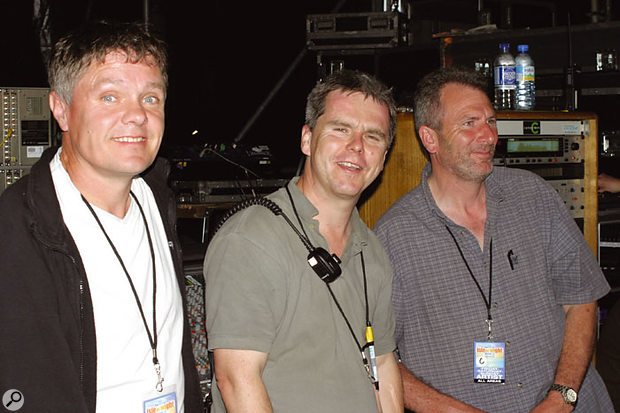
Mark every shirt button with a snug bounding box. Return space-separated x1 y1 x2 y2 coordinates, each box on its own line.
493 302 499 308
506 341 511 347
517 382 523 388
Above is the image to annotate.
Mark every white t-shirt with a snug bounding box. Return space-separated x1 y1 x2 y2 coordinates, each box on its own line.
50 150 186 412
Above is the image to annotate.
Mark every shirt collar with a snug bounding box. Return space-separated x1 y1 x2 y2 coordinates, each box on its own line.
483 167 506 204
284 177 367 256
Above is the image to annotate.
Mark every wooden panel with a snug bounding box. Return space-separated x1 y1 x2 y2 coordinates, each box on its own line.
496 110 598 121
358 110 427 229
583 117 599 256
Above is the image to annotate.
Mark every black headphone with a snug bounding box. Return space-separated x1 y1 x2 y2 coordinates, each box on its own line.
214 194 342 283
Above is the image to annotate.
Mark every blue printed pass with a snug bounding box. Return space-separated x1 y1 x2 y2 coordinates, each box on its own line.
474 341 506 384
143 389 177 413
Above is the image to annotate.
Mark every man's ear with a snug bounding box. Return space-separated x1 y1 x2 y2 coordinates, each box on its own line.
48 91 69 132
419 125 439 155
300 124 312 157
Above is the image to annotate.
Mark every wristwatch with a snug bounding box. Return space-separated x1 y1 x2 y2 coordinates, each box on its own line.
549 384 578 407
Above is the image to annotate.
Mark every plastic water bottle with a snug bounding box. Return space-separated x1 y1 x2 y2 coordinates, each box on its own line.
515 44 535 110
493 42 516 110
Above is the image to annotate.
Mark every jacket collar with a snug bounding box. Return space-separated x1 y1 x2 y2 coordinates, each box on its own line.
26 147 70 250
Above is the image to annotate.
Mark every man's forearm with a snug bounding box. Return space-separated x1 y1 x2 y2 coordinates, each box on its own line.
218 374 273 413
376 353 403 413
529 302 597 412
399 363 485 413
214 349 273 413
553 302 597 389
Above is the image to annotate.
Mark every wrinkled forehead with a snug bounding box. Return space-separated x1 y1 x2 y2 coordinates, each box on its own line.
439 83 493 117
85 50 165 87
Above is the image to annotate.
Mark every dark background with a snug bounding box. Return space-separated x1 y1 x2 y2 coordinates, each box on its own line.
1 0 605 178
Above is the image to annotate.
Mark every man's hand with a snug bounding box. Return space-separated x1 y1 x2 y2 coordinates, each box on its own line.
529 390 574 413
399 364 487 413
598 173 620 193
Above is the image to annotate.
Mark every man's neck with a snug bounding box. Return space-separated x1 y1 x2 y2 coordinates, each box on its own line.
61 151 133 218
428 169 488 249
428 171 487 210
296 176 356 257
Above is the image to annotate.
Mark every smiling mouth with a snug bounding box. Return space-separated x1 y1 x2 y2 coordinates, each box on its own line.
474 151 492 157
337 161 361 170
113 136 146 143
473 145 495 157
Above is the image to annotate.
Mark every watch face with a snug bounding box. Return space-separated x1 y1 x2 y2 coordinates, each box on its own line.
566 388 577 402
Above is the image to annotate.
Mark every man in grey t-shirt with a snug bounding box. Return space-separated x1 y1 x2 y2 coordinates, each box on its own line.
204 70 403 412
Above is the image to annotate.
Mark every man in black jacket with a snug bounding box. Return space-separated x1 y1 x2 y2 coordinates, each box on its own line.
0 21 202 412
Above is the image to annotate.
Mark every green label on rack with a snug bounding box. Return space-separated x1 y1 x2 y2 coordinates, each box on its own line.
523 121 540 134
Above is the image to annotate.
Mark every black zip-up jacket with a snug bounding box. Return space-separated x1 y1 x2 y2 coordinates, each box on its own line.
0 147 203 412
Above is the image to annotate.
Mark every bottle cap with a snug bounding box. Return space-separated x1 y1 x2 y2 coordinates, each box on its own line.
518 44 529 53
500 42 510 51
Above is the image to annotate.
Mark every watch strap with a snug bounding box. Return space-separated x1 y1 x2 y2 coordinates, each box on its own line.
549 383 578 407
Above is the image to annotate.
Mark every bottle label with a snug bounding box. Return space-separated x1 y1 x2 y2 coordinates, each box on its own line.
494 66 516 88
516 65 535 82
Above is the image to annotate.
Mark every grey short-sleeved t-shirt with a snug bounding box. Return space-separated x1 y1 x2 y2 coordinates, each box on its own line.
205 178 396 413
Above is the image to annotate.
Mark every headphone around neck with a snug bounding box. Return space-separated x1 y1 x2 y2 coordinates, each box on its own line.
214 194 342 283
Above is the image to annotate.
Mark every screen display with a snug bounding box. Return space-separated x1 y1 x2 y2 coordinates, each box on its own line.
20 120 49 145
506 139 560 153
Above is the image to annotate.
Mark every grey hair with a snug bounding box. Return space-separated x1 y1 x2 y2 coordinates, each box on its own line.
414 65 489 133
413 65 489 158
47 20 168 104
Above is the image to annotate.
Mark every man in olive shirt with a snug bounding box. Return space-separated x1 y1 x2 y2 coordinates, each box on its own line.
204 70 403 412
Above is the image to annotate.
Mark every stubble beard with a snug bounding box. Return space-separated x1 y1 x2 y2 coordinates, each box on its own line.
448 143 496 183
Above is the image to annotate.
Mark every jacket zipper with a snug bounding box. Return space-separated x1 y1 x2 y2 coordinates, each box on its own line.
45 244 87 391
79 277 85 387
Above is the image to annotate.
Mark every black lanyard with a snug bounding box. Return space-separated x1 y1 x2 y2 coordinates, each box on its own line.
81 191 164 392
285 186 378 388
445 225 494 339
324 252 378 386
